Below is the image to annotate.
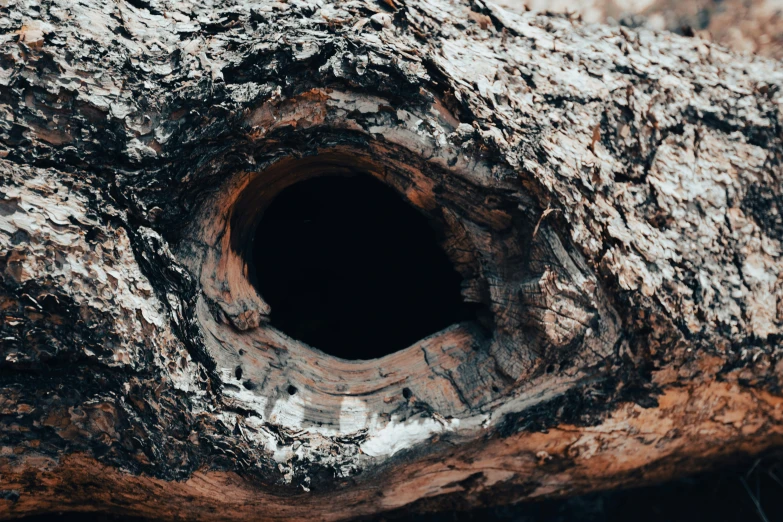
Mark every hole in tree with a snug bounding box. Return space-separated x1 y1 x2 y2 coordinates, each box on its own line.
252 174 477 360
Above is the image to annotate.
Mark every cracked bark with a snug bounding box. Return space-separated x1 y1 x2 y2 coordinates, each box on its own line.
0 0 782 520
499 0 783 60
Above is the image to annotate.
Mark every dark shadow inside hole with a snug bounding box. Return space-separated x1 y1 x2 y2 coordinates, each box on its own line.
251 174 478 360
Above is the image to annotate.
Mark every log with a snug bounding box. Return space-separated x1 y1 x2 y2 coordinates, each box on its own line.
498 0 783 59
0 0 782 519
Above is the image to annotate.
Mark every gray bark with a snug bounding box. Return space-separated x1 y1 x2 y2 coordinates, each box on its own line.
0 0 782 520
499 0 783 59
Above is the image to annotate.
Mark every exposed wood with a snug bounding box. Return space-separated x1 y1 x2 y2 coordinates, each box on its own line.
0 0 782 519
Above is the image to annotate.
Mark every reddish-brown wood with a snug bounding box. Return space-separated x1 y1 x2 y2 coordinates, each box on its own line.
0 0 782 519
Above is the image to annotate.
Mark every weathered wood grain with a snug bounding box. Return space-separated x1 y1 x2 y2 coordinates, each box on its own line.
0 0 781 519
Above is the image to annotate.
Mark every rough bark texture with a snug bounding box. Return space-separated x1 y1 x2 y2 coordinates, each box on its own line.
500 0 783 59
0 0 782 519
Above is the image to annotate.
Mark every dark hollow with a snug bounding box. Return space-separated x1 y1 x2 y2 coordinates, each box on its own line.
251 174 476 360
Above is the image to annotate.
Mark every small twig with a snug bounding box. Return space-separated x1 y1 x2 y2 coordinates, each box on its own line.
532 204 559 239
746 457 762 479
766 468 783 489
740 476 771 522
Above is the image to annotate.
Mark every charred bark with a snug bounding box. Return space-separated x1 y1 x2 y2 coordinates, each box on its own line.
0 0 782 520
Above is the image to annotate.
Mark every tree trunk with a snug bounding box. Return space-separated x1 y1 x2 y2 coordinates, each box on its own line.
1 0 782 520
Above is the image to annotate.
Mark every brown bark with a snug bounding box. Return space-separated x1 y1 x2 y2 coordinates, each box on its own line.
0 0 782 520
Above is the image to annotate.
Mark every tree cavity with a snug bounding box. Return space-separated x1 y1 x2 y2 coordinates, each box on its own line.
251 174 475 360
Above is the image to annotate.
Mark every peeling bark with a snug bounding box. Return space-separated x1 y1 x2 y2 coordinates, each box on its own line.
0 0 782 519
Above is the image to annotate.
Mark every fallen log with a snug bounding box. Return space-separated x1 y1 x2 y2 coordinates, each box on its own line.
0 0 782 519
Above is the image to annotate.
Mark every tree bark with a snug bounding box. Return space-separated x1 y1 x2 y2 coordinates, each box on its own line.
498 0 783 60
1 0 782 519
